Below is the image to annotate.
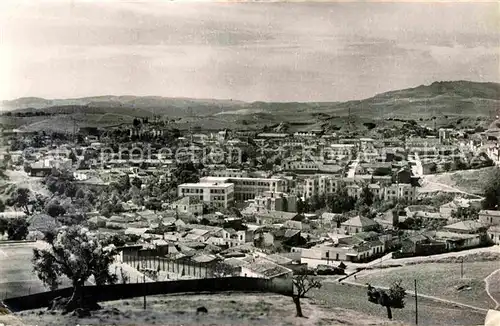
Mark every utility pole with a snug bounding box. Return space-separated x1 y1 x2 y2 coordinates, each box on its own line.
143 274 146 310
461 258 464 278
414 279 418 325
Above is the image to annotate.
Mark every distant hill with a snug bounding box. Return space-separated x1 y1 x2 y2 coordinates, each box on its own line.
1 96 246 115
2 80 499 132
329 81 500 119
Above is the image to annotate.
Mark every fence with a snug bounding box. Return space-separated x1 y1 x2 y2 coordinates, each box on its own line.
122 254 213 279
3 277 293 312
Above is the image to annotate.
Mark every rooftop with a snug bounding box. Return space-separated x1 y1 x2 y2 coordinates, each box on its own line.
341 215 379 228
179 182 234 188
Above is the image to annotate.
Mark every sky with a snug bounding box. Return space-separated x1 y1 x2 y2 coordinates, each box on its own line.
0 0 499 102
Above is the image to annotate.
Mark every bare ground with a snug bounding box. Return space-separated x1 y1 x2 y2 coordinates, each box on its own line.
11 293 408 326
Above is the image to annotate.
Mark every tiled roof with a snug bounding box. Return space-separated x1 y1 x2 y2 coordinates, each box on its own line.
244 257 292 278
443 220 487 231
342 215 378 228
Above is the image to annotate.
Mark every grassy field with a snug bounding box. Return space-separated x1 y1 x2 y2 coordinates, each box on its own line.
0 241 73 299
422 167 496 195
0 242 49 299
11 293 409 326
355 261 499 310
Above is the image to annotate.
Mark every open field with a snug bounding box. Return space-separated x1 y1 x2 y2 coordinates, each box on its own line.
421 167 497 195
0 241 73 299
0 242 50 299
11 293 409 326
310 281 487 326
354 261 499 310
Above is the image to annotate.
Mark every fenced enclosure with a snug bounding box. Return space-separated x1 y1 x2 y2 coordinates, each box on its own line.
122 253 215 280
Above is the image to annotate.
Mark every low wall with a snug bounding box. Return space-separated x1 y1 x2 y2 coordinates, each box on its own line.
4 277 293 312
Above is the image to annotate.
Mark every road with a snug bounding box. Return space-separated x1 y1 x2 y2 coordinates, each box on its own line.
310 281 486 326
346 159 359 178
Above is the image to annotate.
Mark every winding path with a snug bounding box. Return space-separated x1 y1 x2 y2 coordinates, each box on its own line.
485 269 500 310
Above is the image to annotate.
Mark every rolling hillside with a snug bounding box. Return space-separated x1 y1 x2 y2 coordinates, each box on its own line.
1 80 499 132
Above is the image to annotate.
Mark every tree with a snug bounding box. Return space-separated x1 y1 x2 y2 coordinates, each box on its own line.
359 184 374 207
443 162 452 172
7 217 29 240
68 151 78 163
451 206 480 221
212 261 237 278
131 177 142 189
46 202 67 218
428 162 437 174
175 164 200 185
9 188 31 215
32 226 118 312
292 274 322 317
367 280 406 319
0 217 9 236
64 182 78 201
296 197 305 215
483 168 500 210
0 199 5 212
327 186 356 214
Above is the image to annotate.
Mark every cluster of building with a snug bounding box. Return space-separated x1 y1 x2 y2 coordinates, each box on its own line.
1 122 499 280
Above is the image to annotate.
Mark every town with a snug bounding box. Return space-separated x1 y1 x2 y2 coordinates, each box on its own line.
1 113 500 324
1 1 499 325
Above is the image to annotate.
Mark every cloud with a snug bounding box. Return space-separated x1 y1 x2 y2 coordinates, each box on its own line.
0 1 498 101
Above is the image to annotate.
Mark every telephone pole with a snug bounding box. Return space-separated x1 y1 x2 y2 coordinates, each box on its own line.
143 274 146 310
414 279 418 325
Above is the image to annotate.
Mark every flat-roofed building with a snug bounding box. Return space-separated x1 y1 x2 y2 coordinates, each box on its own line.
200 176 286 201
178 182 234 208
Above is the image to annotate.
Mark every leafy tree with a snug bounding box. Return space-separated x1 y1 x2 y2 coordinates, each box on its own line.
46 202 66 218
428 163 437 174
483 168 500 210
32 226 118 312
309 193 326 212
7 217 29 240
0 199 5 212
64 182 78 200
443 162 452 172
9 188 31 215
451 206 480 221
367 281 406 320
292 274 322 317
358 204 376 219
75 188 86 200
359 184 374 207
296 197 305 215
68 151 78 163
212 261 237 278
0 217 8 235
173 162 201 186
327 186 356 214
131 177 142 189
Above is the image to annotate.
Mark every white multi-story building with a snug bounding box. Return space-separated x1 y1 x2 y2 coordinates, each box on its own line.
254 191 297 213
298 175 341 199
200 176 286 201
345 182 417 203
382 183 417 202
178 182 234 208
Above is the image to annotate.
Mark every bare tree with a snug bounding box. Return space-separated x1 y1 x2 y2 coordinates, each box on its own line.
367 280 406 319
292 274 322 317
